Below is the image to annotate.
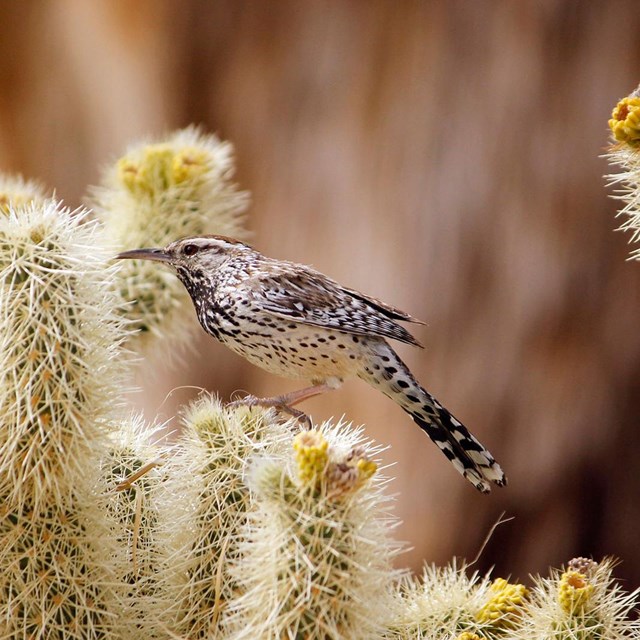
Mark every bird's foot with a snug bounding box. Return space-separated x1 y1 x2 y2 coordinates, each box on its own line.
228 394 312 429
228 383 337 429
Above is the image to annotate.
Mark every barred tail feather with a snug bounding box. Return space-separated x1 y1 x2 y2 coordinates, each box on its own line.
359 342 506 493
409 400 506 493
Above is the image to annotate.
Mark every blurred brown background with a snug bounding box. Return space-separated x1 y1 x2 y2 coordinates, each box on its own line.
2 0 640 585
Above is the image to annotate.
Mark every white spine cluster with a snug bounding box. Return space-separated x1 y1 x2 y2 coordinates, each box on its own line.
606 149 640 257
101 416 165 639
225 421 402 640
89 127 249 357
513 558 640 640
151 396 291 639
0 199 132 639
386 562 495 640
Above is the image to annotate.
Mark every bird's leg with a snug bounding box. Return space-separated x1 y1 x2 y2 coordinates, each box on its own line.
230 382 337 408
270 382 338 407
228 382 337 428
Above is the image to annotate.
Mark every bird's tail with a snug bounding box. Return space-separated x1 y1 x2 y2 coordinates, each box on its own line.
358 343 506 493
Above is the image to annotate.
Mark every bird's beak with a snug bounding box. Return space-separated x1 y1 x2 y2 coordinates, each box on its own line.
115 248 172 263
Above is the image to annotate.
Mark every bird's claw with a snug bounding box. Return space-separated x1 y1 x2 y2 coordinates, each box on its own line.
228 394 260 409
279 405 312 430
227 394 312 430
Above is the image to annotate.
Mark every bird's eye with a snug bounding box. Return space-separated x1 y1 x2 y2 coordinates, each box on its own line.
183 243 199 256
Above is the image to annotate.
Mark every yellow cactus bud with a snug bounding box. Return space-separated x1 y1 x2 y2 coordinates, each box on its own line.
117 145 176 196
357 457 377 481
476 577 528 627
138 145 174 191
293 430 329 484
172 147 209 184
117 144 211 197
456 632 487 640
609 96 640 145
558 570 594 614
116 158 140 193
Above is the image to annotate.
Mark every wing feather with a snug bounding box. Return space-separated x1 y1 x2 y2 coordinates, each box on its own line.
252 264 423 347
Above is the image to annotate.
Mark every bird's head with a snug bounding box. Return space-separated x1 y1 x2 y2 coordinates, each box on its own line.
116 235 253 273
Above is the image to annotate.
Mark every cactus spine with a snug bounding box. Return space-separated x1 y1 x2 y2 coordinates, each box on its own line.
226 422 401 640
149 397 291 638
512 558 640 640
0 200 132 639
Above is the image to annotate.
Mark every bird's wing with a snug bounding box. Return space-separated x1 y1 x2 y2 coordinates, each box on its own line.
340 285 426 325
253 265 424 347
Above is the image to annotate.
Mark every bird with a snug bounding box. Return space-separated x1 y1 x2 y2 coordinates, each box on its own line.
116 235 506 493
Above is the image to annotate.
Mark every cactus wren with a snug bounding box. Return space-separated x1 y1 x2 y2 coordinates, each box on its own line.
117 236 506 492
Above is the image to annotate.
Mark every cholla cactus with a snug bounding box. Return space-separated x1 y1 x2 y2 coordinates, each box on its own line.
149 396 291 639
386 562 495 640
226 422 401 640
606 85 640 257
0 199 132 638
5 125 640 640
0 199 130 508
513 557 640 639
101 415 166 639
89 126 249 356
